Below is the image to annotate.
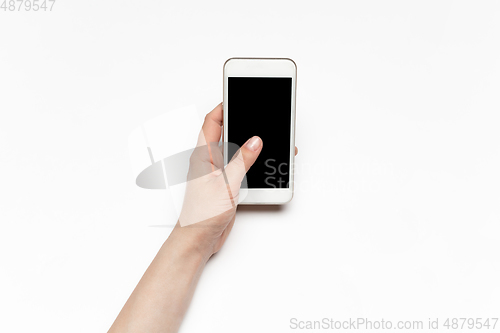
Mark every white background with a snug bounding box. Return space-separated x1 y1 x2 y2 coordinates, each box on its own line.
1 1 500 332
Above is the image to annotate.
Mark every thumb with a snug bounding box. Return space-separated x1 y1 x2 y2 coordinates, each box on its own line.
224 136 263 186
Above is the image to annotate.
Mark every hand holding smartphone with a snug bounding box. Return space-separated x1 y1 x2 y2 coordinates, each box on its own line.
223 58 297 204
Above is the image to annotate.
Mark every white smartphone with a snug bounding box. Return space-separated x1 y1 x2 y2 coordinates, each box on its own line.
223 58 297 205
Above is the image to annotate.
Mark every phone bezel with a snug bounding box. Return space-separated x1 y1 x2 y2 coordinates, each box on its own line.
223 57 297 205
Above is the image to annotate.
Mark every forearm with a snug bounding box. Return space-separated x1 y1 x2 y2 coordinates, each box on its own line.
109 225 211 333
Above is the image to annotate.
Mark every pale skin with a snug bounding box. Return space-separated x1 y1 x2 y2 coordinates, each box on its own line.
109 103 298 333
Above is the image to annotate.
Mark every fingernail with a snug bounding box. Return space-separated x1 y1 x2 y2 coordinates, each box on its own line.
245 136 262 151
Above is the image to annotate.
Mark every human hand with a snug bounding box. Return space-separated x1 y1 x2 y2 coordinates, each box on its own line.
171 103 297 260
109 103 297 333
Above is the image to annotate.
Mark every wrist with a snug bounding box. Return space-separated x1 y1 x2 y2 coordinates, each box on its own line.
169 224 214 263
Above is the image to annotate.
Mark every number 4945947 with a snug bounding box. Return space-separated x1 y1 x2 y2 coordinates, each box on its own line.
1 0 56 11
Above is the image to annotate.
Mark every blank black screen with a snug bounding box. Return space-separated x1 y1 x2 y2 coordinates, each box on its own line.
228 77 292 188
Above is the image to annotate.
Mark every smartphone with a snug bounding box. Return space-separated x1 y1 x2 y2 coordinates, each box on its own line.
223 58 297 204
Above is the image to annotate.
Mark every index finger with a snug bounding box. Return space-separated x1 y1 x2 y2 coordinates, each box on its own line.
197 103 223 146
